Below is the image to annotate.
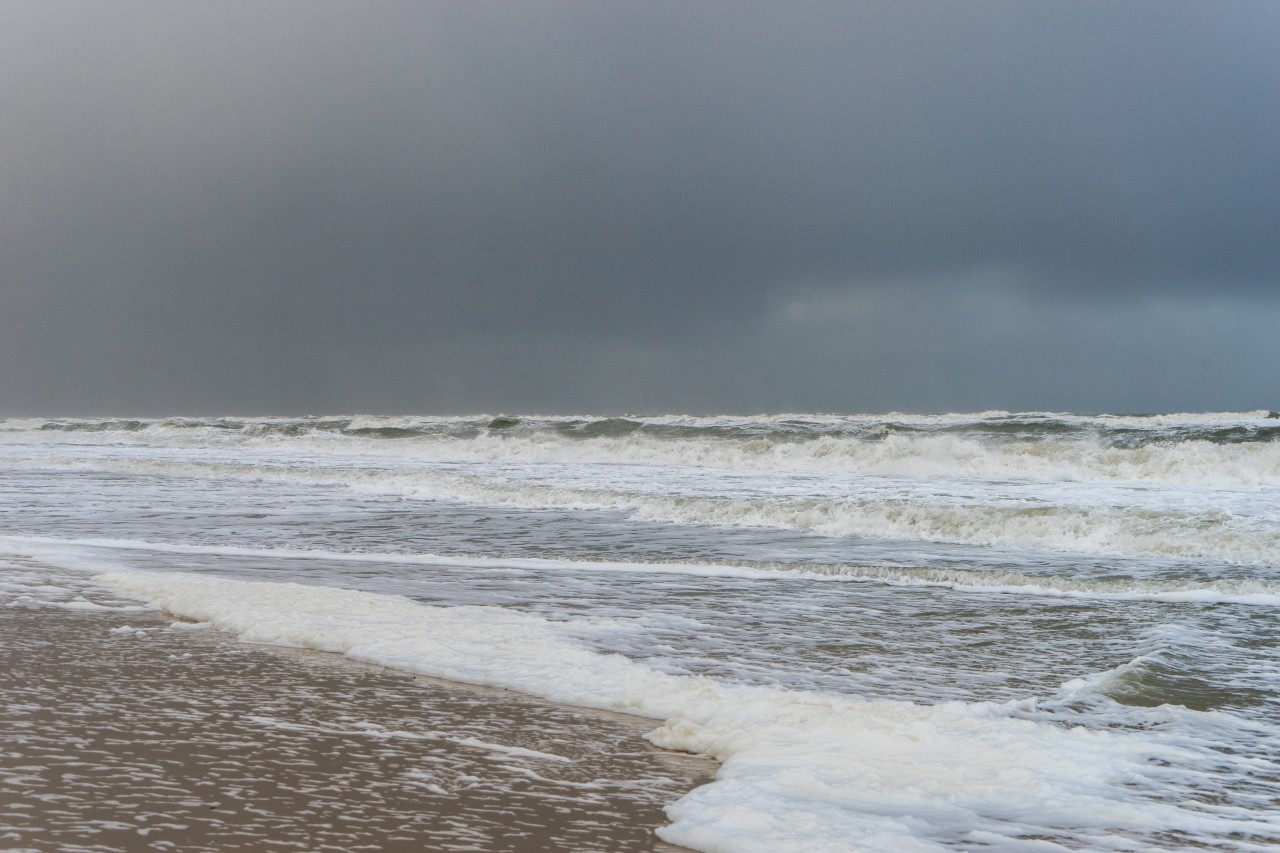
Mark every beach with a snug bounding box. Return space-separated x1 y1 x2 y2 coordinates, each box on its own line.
1 603 712 852
3 412 1280 850
6 1 1277 846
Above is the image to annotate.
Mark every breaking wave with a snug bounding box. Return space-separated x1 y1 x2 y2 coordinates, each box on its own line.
10 453 1279 566
7 411 1280 487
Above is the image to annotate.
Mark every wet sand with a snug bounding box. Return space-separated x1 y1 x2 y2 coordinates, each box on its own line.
0 605 716 852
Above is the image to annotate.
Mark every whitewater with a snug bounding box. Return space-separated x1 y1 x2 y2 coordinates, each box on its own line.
4 411 1280 850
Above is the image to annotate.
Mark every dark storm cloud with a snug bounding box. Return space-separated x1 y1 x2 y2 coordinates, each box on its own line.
2 1 1279 413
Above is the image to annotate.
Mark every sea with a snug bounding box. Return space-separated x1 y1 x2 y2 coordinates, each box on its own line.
3 411 1280 851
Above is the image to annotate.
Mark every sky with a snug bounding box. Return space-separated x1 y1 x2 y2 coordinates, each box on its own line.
2 1 1278 415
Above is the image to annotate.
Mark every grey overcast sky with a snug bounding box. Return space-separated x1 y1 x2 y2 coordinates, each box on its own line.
2 1 1279 415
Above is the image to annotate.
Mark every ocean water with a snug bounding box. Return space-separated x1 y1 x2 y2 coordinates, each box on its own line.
3 411 1280 851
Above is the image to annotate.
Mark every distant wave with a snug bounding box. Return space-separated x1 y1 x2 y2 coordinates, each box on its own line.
10 409 1280 444
8 412 1280 488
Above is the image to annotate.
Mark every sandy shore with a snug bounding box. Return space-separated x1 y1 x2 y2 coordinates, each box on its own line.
0 604 716 852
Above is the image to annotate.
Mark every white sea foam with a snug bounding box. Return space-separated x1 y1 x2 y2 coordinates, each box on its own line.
10 534 1280 606
87 570 1280 851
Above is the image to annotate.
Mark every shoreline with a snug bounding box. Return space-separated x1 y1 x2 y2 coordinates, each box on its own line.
1 603 716 852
